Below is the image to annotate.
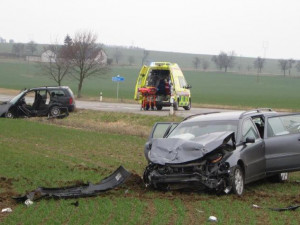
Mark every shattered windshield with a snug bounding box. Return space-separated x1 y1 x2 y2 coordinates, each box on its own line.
9 91 26 104
167 120 238 140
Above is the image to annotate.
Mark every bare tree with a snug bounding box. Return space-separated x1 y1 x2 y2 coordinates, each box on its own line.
141 50 150 65
296 61 300 73
26 41 37 55
254 57 265 83
192 57 201 69
287 58 295 76
253 57 265 74
69 31 108 98
202 59 210 71
39 44 71 86
12 43 25 57
128 55 135 65
211 51 235 72
114 48 123 65
278 59 289 76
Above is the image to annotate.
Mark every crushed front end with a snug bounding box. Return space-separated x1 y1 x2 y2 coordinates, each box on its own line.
143 132 235 193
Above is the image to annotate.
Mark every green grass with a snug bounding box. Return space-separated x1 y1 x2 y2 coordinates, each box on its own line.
1 59 300 109
0 113 300 224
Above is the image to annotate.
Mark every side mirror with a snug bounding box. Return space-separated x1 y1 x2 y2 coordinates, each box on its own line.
245 137 255 144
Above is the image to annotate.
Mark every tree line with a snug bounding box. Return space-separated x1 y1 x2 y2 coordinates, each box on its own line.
193 52 300 76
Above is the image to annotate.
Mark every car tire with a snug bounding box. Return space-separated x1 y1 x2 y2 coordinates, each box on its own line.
50 106 61 117
5 111 14 118
231 165 244 196
156 105 163 110
270 173 289 183
183 99 191 110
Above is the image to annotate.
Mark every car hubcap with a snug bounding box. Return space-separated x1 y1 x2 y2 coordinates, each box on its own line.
235 169 243 195
6 112 13 118
280 173 288 181
51 108 59 116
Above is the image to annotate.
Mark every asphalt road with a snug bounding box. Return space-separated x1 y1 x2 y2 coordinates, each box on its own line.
0 94 233 117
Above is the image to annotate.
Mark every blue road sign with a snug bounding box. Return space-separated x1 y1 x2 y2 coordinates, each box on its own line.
112 76 125 82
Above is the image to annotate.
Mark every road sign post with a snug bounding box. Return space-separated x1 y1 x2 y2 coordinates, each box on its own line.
112 75 125 101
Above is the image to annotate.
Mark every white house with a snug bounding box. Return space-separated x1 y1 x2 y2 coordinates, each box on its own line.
41 50 56 63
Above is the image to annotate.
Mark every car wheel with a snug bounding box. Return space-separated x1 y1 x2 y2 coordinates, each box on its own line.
5 111 14 118
183 99 191 110
231 166 244 196
50 106 61 117
156 105 163 110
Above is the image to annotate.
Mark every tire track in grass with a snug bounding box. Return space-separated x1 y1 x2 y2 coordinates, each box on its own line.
151 199 173 225
143 199 156 225
39 200 61 225
183 199 197 225
125 199 147 225
173 199 186 225
167 200 178 225
88 197 113 225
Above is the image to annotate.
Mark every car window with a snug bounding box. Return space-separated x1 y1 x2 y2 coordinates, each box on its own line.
50 90 66 97
267 114 300 137
178 76 187 88
152 123 172 139
168 120 238 140
242 119 259 140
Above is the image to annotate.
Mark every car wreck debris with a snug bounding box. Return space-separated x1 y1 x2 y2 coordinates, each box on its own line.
269 205 300 212
24 199 33 206
1 208 12 213
14 166 131 202
208 216 218 222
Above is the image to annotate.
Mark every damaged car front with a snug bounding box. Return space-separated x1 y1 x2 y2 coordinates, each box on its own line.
143 117 245 195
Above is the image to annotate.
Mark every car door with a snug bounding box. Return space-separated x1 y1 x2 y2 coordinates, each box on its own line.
240 118 266 183
134 66 148 101
265 114 300 173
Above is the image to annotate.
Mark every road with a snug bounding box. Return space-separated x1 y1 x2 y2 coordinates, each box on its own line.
0 94 233 117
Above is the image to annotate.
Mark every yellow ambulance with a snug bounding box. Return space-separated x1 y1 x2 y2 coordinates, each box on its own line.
134 62 191 110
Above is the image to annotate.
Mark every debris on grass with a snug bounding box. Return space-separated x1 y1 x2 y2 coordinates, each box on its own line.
269 205 300 212
24 199 33 206
1 208 12 213
13 166 131 202
208 216 218 222
196 209 204 213
252 204 261 209
70 201 79 207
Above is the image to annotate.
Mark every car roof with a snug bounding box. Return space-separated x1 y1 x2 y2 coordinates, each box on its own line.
27 86 70 91
184 110 278 122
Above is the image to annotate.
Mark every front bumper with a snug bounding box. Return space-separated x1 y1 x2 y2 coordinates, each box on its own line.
146 170 229 190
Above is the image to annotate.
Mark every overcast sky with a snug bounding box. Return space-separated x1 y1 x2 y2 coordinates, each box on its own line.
1 0 299 59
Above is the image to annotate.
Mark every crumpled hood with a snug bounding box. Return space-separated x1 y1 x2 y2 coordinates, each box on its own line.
0 102 12 117
148 131 235 165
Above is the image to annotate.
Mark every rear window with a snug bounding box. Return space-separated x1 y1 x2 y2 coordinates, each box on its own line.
50 90 66 97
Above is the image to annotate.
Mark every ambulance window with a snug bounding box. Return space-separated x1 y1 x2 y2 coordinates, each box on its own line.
178 77 187 88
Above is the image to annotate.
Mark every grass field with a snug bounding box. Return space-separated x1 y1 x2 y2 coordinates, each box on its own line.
1 59 300 110
0 110 300 224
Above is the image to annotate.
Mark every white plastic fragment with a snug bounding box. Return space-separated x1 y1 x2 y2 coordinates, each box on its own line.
1 208 12 213
252 204 261 208
208 216 218 222
25 199 34 206
125 189 129 194
196 209 204 213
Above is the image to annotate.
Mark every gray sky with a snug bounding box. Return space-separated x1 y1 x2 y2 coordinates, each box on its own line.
1 0 300 59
